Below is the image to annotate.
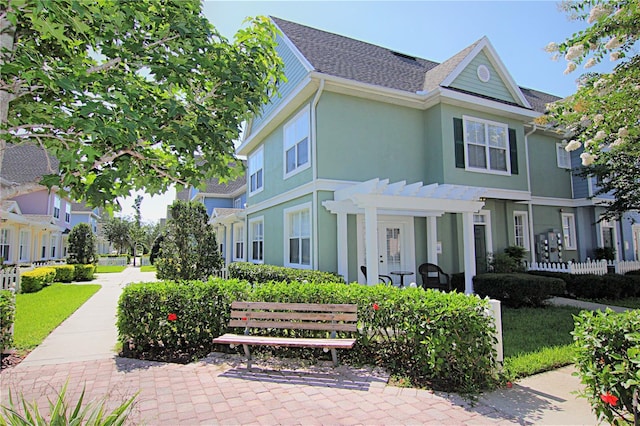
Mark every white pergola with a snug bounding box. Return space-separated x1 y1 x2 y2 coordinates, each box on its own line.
323 179 486 294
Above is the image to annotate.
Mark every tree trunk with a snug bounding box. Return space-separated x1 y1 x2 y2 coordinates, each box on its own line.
0 13 16 181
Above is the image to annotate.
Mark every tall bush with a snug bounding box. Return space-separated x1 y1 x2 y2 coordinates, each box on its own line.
0 290 15 352
20 267 57 293
67 223 97 265
228 262 344 284
155 201 223 281
573 309 640 424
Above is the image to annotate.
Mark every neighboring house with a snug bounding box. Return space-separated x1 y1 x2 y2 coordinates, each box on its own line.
228 17 639 292
175 167 247 265
70 202 112 255
0 144 72 264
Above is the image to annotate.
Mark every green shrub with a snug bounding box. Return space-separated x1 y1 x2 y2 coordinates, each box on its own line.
528 271 640 300
0 290 15 352
20 267 57 293
52 265 75 283
625 269 640 276
73 264 95 281
473 273 565 308
117 279 498 393
573 309 640 424
228 262 345 284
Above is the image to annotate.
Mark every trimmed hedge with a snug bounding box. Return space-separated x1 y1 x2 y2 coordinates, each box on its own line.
117 279 498 393
473 273 566 308
228 262 345 284
21 267 57 293
573 309 640 424
0 290 15 352
52 265 75 283
528 271 640 299
73 264 95 281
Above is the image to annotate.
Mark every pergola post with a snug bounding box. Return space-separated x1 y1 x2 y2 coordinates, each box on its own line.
462 211 476 294
336 211 348 282
364 206 379 286
427 216 438 264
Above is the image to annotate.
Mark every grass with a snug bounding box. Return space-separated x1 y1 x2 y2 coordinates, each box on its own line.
14 284 101 350
95 265 127 273
140 265 156 272
502 305 583 381
580 297 640 309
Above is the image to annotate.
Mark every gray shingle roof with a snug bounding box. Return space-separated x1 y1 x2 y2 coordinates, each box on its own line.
272 17 560 113
202 174 246 195
1 144 59 184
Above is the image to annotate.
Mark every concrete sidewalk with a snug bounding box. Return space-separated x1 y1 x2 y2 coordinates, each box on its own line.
1 268 609 424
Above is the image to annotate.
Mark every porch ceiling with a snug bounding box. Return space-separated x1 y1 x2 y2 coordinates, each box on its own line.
323 178 485 216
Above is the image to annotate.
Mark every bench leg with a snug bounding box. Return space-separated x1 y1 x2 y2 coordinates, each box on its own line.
330 348 338 367
242 344 252 370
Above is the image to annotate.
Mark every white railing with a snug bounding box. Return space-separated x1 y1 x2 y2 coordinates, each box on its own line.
528 259 640 275
213 268 229 280
0 266 20 293
140 257 151 266
97 256 129 266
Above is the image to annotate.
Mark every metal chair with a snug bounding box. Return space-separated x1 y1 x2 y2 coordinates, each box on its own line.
360 266 394 285
418 263 452 291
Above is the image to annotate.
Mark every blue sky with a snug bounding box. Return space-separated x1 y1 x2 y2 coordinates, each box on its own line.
124 0 612 222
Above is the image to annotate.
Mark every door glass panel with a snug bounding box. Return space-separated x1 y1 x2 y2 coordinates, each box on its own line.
386 228 401 271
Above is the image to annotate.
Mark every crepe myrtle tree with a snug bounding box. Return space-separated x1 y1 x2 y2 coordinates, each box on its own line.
0 0 283 208
67 223 96 265
539 1 640 219
155 200 223 281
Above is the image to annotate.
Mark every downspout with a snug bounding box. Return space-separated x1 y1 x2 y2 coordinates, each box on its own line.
311 79 325 270
525 124 537 264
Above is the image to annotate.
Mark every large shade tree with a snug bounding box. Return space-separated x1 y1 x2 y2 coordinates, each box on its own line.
1 0 283 207
540 0 640 218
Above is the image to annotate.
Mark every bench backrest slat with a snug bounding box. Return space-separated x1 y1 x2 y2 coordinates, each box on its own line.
227 301 358 333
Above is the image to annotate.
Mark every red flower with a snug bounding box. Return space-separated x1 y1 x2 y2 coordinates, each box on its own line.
242 317 248 321
373 303 379 311
600 392 618 406
167 313 177 321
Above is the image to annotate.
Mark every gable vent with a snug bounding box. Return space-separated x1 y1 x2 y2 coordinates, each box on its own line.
391 51 417 61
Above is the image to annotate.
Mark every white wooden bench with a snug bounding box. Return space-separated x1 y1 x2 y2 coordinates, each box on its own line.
213 301 358 369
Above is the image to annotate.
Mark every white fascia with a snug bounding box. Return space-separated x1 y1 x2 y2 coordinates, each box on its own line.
439 88 540 121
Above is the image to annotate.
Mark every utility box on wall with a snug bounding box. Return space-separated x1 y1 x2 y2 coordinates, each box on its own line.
536 231 563 262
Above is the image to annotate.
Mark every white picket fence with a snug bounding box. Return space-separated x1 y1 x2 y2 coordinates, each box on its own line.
97 256 129 266
0 266 21 293
527 259 640 275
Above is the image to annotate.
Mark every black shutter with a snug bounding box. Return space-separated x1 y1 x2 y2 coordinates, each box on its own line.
509 128 518 175
454 118 465 168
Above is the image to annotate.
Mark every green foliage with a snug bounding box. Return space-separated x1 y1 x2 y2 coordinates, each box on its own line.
489 246 527 273
0 381 137 426
594 246 616 261
14 284 100 350
473 273 566 307
51 265 74 283
155 201 223 281
543 1 640 218
67 224 96 265
101 217 132 255
573 309 640 424
20 267 57 293
3 1 284 207
0 290 15 352
528 271 640 299
228 262 345 284
117 279 498 393
73 264 95 282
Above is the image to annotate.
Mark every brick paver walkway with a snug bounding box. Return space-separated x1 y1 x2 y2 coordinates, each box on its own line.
1 354 517 425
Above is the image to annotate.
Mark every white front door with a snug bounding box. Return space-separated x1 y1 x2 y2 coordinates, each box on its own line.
378 223 402 280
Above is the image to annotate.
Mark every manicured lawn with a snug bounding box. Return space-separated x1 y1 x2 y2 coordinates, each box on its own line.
581 297 640 309
502 305 583 380
14 284 101 350
95 265 127 273
140 265 156 272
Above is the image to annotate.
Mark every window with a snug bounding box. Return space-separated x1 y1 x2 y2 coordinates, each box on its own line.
53 195 61 219
233 197 242 209
249 218 264 262
50 235 58 258
248 147 264 194
556 143 571 169
65 203 71 223
233 223 244 261
41 235 47 259
285 204 311 268
0 229 10 263
19 230 30 262
514 212 530 250
463 116 510 174
283 107 310 177
561 213 577 250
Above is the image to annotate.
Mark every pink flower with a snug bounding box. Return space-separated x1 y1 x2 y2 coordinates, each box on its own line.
167 313 177 321
373 303 379 311
600 392 618 406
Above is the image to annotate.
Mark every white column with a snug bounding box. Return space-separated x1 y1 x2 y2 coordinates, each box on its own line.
462 212 476 294
364 206 379 286
225 224 233 266
427 216 438 264
336 212 349 283
489 299 503 365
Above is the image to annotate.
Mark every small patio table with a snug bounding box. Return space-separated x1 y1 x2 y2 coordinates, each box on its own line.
390 270 414 288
